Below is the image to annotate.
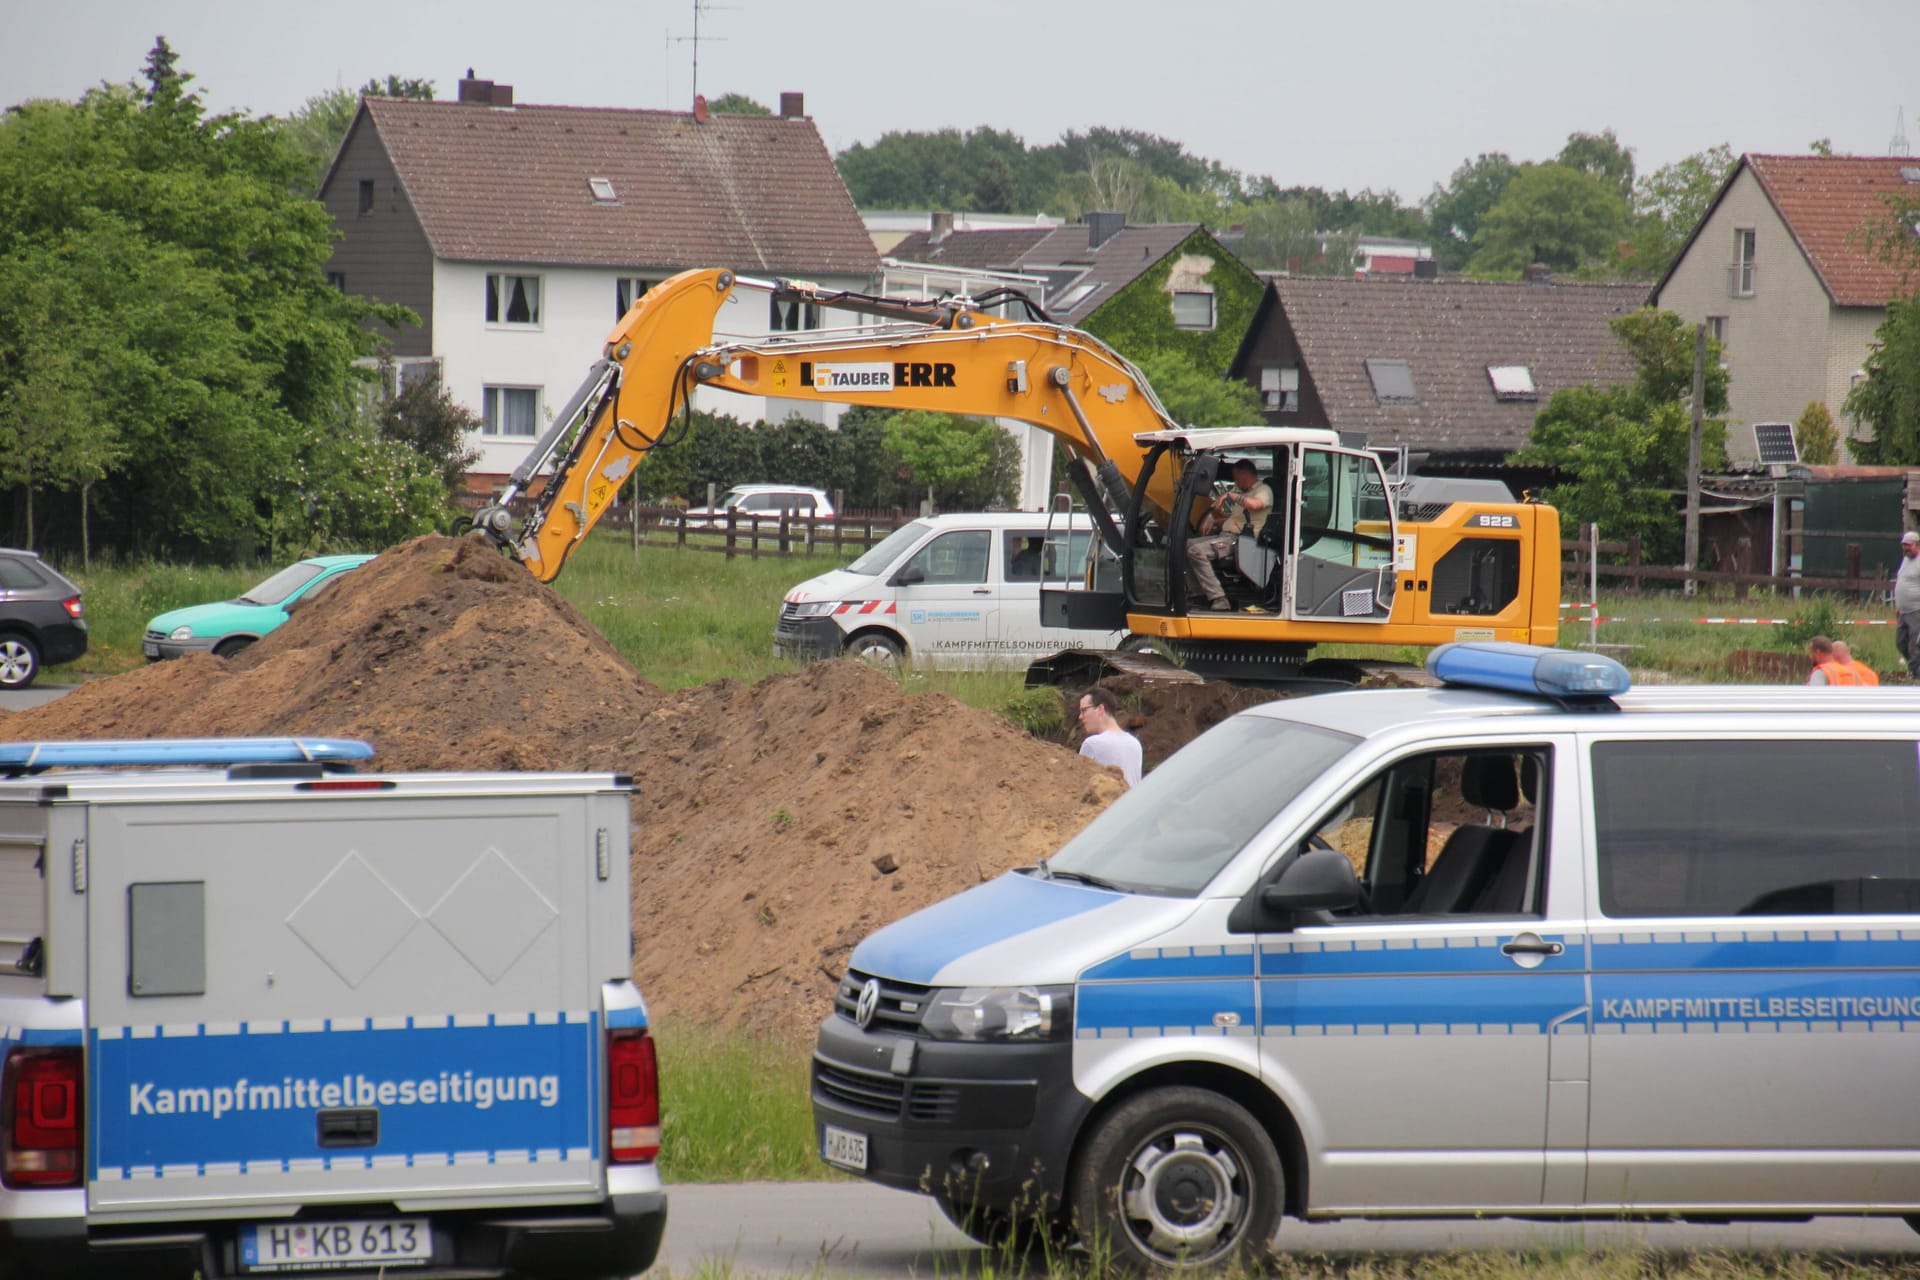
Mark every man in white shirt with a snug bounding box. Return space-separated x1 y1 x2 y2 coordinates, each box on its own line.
1076 687 1142 788
1895 531 1920 678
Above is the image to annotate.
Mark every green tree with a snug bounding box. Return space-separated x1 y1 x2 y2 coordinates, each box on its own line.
1794 400 1839 465
1512 309 1729 561
707 93 771 115
1469 163 1630 275
1556 128 1635 201
1134 351 1264 427
1425 152 1518 271
0 40 415 558
879 412 1018 510
1845 292 1920 464
372 362 481 494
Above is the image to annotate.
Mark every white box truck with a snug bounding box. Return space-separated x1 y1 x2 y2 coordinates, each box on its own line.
0 737 664 1279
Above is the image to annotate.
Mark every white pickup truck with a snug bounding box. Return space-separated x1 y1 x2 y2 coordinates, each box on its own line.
0 737 664 1280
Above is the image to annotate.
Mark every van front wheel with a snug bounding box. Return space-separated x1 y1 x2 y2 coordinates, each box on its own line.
845 632 904 671
1068 1086 1282 1271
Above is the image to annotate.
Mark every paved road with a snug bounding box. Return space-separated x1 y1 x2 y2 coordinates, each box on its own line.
0 682 77 713
656 1183 1919 1277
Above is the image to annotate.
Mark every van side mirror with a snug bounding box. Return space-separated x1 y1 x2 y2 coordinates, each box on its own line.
890 565 926 587
1260 849 1360 912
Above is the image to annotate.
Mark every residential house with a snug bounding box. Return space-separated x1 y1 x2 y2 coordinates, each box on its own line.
882 213 1264 506
1651 154 1920 464
1228 272 1646 485
319 78 879 487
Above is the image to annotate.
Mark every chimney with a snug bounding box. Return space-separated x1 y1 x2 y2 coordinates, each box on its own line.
929 211 955 245
457 73 513 106
1524 262 1552 287
1086 210 1126 250
780 92 805 118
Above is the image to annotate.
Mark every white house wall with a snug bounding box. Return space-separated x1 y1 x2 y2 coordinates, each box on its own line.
1655 169 1858 463
432 260 870 483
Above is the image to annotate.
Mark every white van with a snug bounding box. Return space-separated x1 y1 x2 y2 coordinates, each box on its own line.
774 513 1123 670
812 644 1920 1268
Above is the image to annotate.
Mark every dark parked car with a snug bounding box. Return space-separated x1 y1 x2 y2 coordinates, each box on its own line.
0 548 88 689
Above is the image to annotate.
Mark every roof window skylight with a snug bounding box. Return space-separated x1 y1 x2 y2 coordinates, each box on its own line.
588 177 618 202
1487 364 1537 401
1364 358 1417 405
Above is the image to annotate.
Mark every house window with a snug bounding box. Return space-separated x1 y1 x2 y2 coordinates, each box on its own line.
357 179 374 215
588 176 618 203
1730 228 1756 297
1706 315 1729 346
1364 357 1418 405
1171 291 1215 330
1260 365 1300 412
617 277 653 319
326 272 346 292
1487 365 1537 401
486 274 542 326
481 386 540 437
770 297 821 332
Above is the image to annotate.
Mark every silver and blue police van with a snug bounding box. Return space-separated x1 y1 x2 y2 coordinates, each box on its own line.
812 644 1920 1267
0 738 664 1279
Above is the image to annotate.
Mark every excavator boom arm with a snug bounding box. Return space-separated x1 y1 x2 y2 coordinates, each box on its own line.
476 267 1177 581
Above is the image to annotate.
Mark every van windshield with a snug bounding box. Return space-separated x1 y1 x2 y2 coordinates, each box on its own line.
1046 715 1357 896
847 521 933 575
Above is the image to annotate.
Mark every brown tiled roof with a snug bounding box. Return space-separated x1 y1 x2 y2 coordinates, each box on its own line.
886 222 1207 323
1747 155 1920 307
887 227 1053 272
354 98 878 275
1272 276 1647 454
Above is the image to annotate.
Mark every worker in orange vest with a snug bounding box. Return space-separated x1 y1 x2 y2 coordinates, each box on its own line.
1807 636 1863 686
1831 639 1880 685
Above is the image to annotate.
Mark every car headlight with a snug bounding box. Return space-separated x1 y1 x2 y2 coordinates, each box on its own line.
789 601 836 618
168 626 194 640
921 985 1072 1042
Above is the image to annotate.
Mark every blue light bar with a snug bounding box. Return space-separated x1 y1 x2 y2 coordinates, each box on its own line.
0 737 376 773
1426 643 1630 699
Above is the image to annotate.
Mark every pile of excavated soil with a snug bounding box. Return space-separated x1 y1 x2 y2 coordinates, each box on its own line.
6 536 658 772
0 535 1145 1046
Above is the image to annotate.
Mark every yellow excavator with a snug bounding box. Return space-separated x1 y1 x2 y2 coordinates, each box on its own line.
471 268 1558 684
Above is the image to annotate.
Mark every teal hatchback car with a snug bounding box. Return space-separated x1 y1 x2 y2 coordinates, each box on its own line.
142 553 375 660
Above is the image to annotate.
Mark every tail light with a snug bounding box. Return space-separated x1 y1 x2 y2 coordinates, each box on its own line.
61 596 83 620
2 1046 84 1189
606 1029 659 1164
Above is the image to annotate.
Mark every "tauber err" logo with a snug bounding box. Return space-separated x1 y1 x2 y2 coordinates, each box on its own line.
799 361 957 391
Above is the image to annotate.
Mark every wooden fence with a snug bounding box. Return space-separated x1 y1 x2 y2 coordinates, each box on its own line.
595 503 912 559
1561 533 1891 598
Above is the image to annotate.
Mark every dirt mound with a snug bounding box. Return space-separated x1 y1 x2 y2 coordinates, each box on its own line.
6 536 659 771
0 535 1140 1045
622 660 1124 1046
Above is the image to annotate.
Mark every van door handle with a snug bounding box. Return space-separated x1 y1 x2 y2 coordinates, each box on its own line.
1501 936 1564 957
972 588 992 595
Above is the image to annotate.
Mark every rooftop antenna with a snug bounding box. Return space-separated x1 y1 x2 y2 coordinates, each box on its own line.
1892 106 1911 157
668 0 735 109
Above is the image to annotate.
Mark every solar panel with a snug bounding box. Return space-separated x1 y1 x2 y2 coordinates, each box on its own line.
1753 422 1799 465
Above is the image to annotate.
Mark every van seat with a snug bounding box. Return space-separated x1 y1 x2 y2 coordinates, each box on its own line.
1403 756 1518 914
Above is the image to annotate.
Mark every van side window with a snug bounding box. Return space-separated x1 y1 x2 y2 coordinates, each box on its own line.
903 530 989 585
1302 747 1548 917
1593 740 1920 917
1005 533 1045 581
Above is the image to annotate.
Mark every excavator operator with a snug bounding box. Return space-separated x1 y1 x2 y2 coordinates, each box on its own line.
1186 459 1271 612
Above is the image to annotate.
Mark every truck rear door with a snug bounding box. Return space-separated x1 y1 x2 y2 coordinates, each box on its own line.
81 784 626 1221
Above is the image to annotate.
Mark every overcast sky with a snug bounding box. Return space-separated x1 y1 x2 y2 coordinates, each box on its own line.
7 0 1916 201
